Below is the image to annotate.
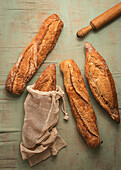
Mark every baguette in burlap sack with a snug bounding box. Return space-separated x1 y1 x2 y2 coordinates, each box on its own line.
20 85 69 167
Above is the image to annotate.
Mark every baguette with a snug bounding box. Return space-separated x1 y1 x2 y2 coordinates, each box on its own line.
60 59 101 148
33 64 56 91
85 42 120 123
6 14 63 95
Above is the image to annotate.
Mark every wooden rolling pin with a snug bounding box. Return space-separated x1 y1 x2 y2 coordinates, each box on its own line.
77 2 121 38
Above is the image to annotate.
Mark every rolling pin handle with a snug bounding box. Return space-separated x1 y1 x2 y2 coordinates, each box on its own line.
76 25 93 38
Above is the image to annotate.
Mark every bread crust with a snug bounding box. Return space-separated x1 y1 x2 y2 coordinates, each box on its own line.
33 64 56 91
85 42 120 123
60 59 101 148
6 14 63 95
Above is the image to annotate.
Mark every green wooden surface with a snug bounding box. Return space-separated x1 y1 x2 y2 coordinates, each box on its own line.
0 0 121 169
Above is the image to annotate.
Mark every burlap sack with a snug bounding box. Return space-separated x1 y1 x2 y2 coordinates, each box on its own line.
20 85 69 167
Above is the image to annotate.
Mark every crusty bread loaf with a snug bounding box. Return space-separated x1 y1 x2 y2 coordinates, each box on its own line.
6 14 63 95
33 64 56 91
60 59 101 148
85 42 120 123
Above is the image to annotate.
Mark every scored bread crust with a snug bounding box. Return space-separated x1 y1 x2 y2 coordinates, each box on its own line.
60 59 101 148
6 14 63 95
33 64 56 91
85 42 120 123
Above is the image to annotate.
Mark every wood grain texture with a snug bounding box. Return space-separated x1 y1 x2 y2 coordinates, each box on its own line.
0 0 121 169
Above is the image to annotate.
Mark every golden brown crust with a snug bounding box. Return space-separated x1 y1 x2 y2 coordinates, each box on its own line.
5 14 63 95
33 64 56 91
60 59 101 148
85 42 120 123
